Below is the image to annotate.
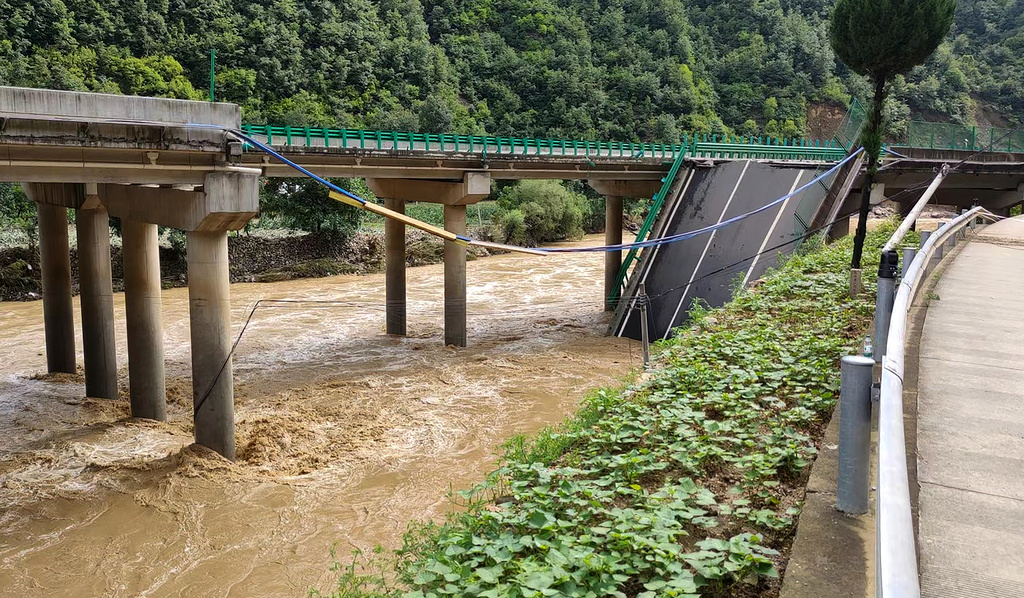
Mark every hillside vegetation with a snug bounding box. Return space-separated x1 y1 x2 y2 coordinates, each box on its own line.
1 0 1021 141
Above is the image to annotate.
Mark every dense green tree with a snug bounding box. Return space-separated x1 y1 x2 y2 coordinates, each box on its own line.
830 0 955 269
259 178 367 236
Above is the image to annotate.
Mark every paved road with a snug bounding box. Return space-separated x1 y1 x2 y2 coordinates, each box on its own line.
918 215 1024 597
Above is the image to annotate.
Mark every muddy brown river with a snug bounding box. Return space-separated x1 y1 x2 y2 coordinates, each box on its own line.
0 234 637 597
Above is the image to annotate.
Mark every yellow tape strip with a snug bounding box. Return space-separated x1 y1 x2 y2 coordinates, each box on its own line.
328 191 549 256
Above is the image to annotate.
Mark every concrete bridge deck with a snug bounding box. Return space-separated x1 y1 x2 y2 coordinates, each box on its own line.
917 216 1024 597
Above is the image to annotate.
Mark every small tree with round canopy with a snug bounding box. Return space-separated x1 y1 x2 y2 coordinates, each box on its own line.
830 0 956 270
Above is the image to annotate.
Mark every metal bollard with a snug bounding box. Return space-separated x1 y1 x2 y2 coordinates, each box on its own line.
874 250 899 364
837 355 874 514
902 247 916 280
920 230 934 275
638 282 650 365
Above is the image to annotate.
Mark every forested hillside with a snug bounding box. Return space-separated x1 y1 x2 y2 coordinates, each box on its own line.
0 0 1021 140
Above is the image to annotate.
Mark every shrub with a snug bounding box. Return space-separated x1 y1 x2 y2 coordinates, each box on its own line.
259 177 365 240
491 180 589 246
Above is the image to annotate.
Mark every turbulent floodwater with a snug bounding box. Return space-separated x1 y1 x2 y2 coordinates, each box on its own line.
0 234 638 597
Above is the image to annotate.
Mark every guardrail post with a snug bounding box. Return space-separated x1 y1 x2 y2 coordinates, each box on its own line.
874 250 899 364
838 355 874 514
639 282 650 365
901 247 916 280
919 230 931 249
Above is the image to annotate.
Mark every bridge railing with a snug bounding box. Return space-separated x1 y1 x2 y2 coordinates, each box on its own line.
903 121 1024 153
241 124 684 159
870 207 997 597
240 124 846 162
608 150 689 306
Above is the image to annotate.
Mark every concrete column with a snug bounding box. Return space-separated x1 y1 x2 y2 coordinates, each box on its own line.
36 202 76 373
76 207 118 399
384 198 407 336
604 195 624 311
444 204 468 347
186 230 234 459
121 220 167 421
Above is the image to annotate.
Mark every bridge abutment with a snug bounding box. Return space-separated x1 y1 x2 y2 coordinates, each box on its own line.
28 187 77 374
384 198 407 336
121 219 167 421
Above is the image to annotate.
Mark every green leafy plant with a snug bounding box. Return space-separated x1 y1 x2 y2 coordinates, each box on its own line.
320 222 898 598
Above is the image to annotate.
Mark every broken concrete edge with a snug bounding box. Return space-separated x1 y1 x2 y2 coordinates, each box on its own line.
0 85 240 128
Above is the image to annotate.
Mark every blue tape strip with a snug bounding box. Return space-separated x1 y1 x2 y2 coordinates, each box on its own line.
542 148 864 253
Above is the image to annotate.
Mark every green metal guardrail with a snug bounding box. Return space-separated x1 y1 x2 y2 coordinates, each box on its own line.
607 149 690 306
834 97 1023 153
904 121 1024 153
834 98 867 151
240 124 845 162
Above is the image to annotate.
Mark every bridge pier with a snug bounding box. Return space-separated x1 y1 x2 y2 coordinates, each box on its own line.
102 171 259 458
121 219 167 421
384 198 407 336
588 180 660 311
367 174 490 346
444 204 468 347
76 200 118 399
604 195 623 311
187 230 235 459
27 185 77 374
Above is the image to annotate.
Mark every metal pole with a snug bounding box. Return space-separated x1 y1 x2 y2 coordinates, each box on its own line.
638 282 650 365
901 247 916 280
209 49 216 102
838 355 874 514
882 164 949 253
919 230 931 249
874 250 899 364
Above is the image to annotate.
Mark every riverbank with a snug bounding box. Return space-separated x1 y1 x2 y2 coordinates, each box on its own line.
320 226 895 598
0 228 495 301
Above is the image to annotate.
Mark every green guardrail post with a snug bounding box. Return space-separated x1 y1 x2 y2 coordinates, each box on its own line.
209 49 216 102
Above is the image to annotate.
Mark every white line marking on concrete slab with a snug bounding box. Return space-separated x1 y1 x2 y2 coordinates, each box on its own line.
741 170 805 288
664 160 751 337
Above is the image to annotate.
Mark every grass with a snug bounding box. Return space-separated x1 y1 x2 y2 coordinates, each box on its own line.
318 224 896 598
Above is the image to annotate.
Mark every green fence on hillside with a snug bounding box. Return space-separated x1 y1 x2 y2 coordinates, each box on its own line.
903 121 1024 153
834 97 867 150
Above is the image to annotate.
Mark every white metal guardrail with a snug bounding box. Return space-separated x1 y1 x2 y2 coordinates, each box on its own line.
874 206 996 597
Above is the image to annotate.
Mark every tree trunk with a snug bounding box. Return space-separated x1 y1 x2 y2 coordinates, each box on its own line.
850 76 889 269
